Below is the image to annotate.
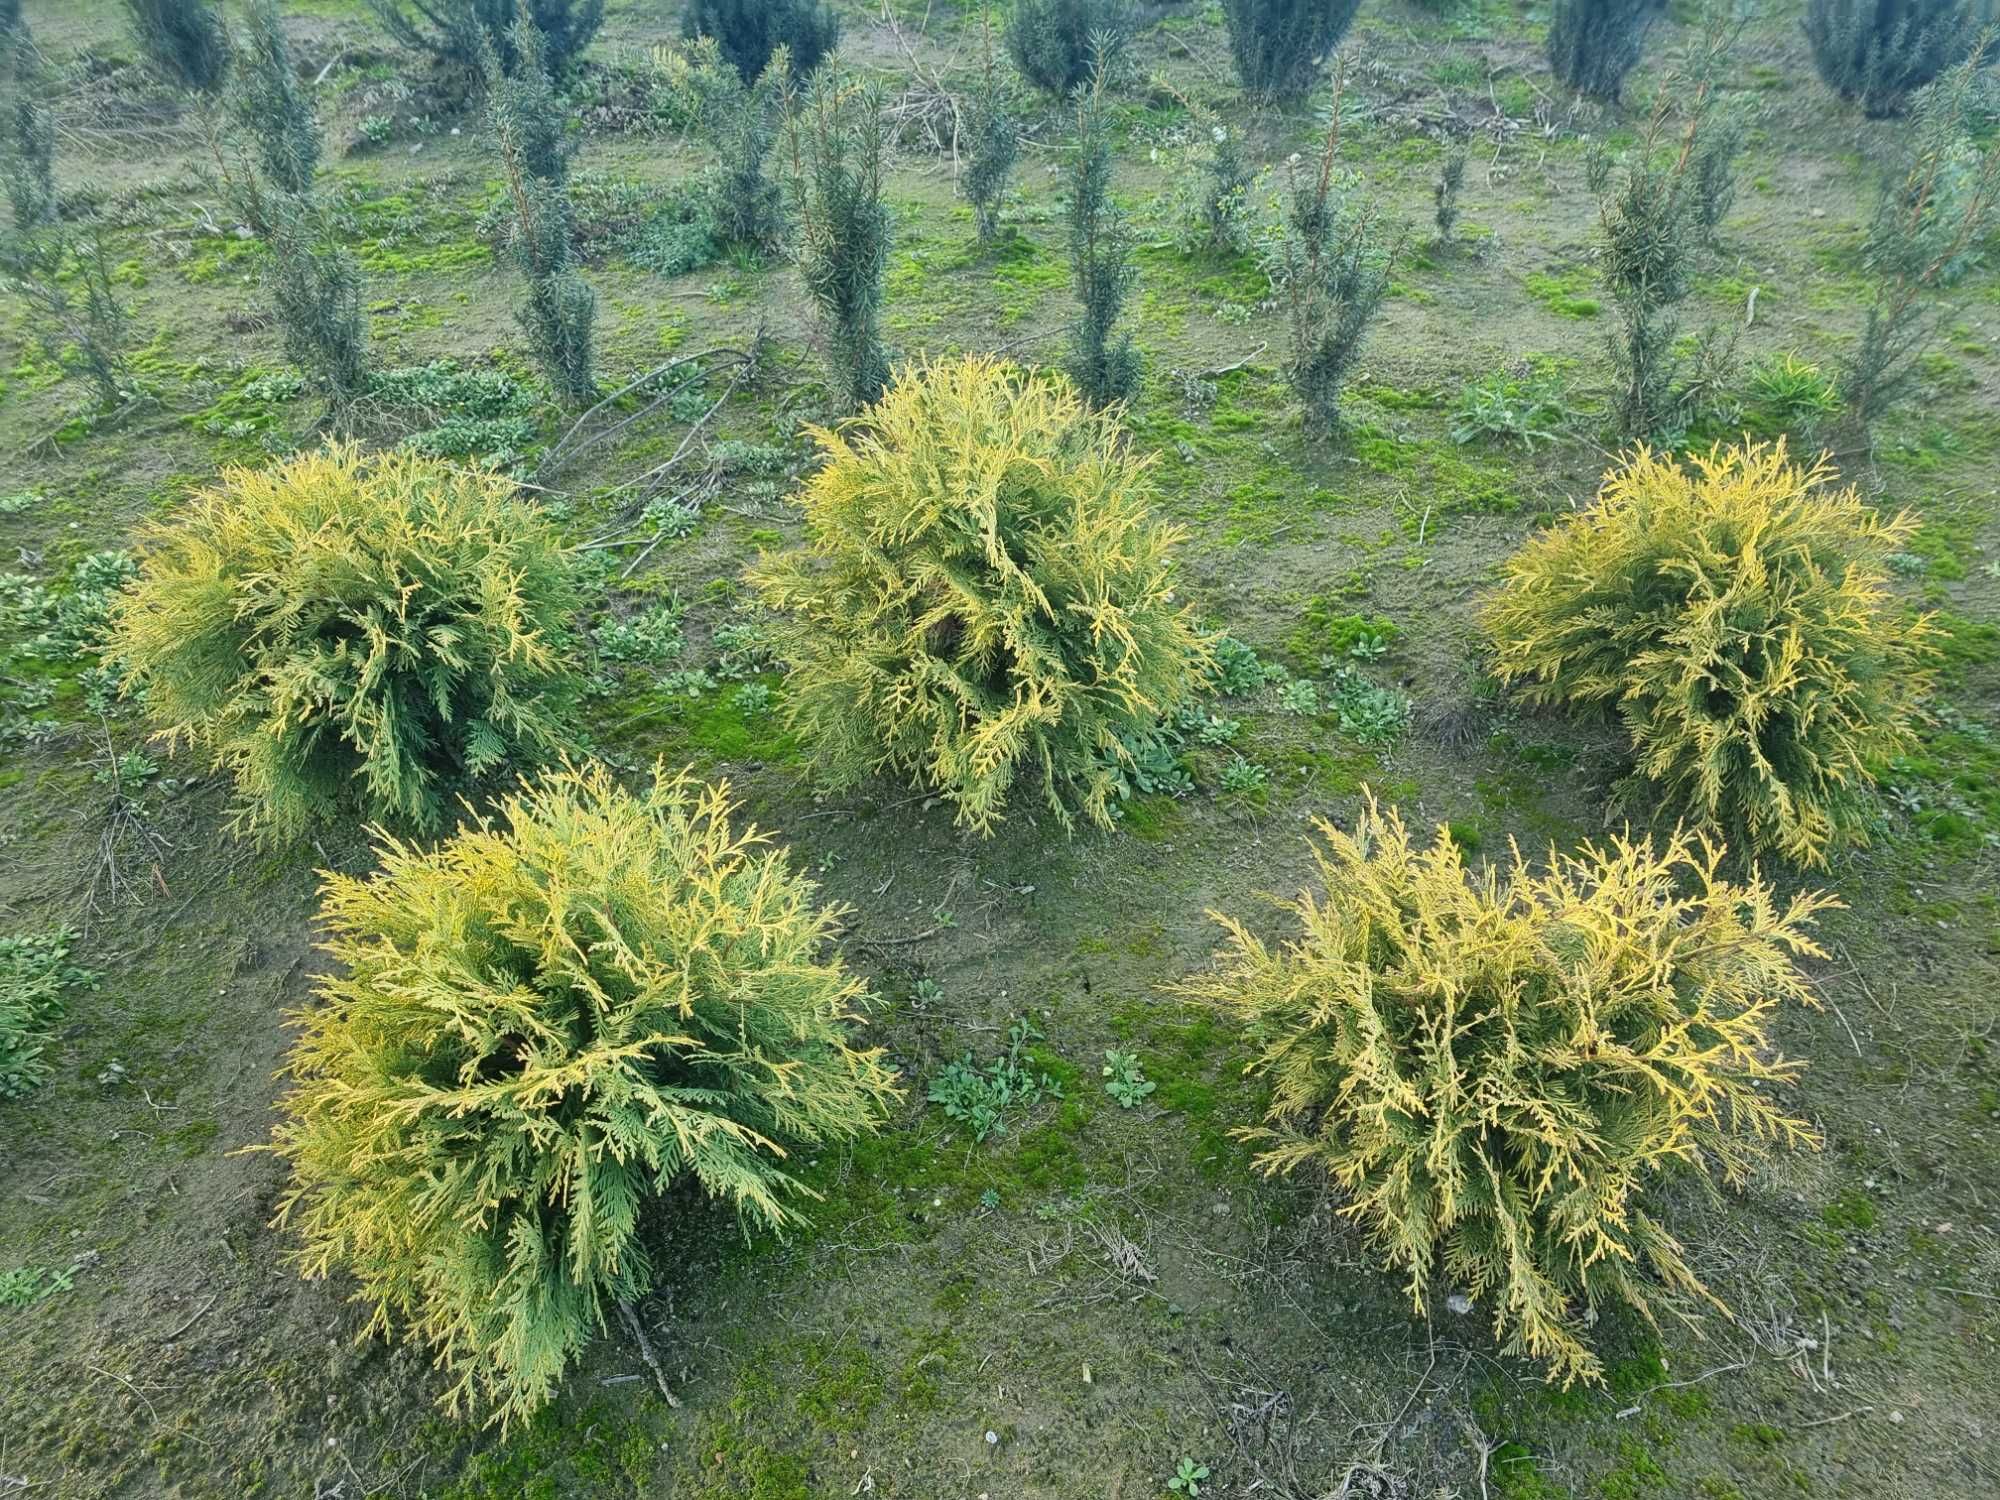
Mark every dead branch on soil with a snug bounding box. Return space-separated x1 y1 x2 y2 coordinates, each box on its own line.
79 720 174 928
616 1298 682 1409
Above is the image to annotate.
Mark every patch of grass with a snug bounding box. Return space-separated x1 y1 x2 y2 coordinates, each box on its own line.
430 1399 664 1499
1524 268 1601 318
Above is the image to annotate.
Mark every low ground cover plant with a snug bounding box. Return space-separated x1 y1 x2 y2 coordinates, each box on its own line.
1 928 97 1099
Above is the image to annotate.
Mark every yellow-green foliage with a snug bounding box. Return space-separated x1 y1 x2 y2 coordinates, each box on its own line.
110 444 577 841
1482 442 1936 867
263 762 899 1427
749 356 1212 834
1177 797 1829 1385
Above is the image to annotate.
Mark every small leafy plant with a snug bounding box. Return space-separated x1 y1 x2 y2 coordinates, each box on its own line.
930 1016 1062 1142
1102 1050 1155 1108
1167 1457 1210 1496
1178 797 1833 1385
109 444 580 842
1482 441 1938 867
1452 363 1566 450
1328 669 1409 745
1 927 98 1099
1739 352 1840 441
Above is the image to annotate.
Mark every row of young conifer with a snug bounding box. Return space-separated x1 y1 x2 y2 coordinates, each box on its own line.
7 0 1994 450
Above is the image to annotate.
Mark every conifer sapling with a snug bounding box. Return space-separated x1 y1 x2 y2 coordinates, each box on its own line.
750 356 1213 834
1005 0 1134 100
783 70 891 410
488 3 596 404
109 444 580 841
263 761 899 1426
1221 0 1362 100
123 0 229 95
963 8 1020 245
1180 796 1834 1384
1273 69 1390 438
682 0 839 83
1065 52 1140 409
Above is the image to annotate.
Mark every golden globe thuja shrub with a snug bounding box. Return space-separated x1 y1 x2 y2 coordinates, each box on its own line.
1481 441 1936 868
1176 797 1831 1385
108 443 577 842
262 762 900 1428
749 355 1213 835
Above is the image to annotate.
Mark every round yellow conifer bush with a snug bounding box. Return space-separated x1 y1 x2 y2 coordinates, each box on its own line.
109 443 578 841
748 356 1213 835
263 762 900 1428
1177 797 1832 1385
1480 441 1937 868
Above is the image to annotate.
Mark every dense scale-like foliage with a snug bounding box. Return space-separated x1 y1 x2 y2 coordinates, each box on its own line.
122 0 227 94
750 357 1213 834
1178 798 1831 1385
1803 0 1991 115
1220 0 1361 99
109 445 579 842
264 763 898 1426
682 0 838 82
1 928 97 1099
1005 0 1133 100
1547 0 1656 101
1482 443 1937 867
367 0 602 79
